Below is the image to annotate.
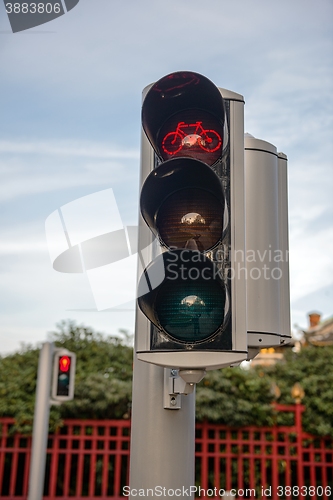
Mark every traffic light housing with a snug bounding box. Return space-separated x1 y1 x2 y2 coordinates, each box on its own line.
244 134 291 358
135 71 248 370
51 350 76 401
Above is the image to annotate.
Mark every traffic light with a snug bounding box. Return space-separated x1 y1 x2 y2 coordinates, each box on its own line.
244 134 291 358
135 71 248 371
51 350 76 401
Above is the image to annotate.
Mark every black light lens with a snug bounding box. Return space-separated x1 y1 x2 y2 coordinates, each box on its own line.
57 373 70 396
157 188 223 251
155 280 225 343
138 250 228 344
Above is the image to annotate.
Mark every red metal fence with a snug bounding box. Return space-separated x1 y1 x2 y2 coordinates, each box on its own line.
0 405 332 499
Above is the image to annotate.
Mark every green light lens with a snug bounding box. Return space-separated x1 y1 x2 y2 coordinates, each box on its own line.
155 280 225 343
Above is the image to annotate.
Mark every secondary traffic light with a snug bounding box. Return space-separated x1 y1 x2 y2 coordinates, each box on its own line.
135 71 248 371
51 350 76 401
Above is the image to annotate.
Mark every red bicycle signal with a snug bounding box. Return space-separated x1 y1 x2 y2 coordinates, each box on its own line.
161 121 222 157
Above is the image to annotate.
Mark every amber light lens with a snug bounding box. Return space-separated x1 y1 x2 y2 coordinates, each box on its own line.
157 188 223 251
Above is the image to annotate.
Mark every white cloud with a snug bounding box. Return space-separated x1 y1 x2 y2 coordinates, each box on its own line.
0 241 47 254
0 139 139 159
0 139 139 201
290 226 333 300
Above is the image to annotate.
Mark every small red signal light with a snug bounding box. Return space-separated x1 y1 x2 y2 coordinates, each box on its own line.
59 355 71 372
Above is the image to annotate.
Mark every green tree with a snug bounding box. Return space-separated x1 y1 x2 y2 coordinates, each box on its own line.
1 321 332 438
0 345 40 434
195 343 333 438
255 344 333 436
196 365 276 427
0 320 133 433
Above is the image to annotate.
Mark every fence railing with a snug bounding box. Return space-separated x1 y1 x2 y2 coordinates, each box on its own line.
196 405 333 498
0 404 332 499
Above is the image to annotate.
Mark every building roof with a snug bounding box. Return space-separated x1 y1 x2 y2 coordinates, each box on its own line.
303 315 333 346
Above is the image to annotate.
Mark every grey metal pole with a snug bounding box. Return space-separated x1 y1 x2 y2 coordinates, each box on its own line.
28 341 54 500
129 353 196 499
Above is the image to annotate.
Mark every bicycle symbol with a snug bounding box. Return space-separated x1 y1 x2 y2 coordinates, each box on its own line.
161 121 222 156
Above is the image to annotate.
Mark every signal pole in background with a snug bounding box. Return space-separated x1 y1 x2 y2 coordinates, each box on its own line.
28 342 54 500
28 344 76 500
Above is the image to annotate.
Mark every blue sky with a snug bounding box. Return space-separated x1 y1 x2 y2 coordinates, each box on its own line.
0 0 332 354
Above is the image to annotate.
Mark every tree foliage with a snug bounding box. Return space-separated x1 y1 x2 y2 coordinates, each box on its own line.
1 321 332 437
0 321 133 433
196 365 275 427
196 343 333 437
0 345 40 434
254 344 333 437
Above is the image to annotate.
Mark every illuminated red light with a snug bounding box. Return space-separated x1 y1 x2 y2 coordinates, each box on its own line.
59 355 71 372
161 121 222 156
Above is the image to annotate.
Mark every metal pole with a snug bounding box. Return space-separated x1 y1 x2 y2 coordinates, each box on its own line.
129 353 196 499
28 341 54 500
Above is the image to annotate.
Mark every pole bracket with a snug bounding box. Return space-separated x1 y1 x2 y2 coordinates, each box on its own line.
163 368 206 409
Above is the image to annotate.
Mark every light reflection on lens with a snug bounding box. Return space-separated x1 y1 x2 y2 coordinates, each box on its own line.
157 189 223 251
180 295 205 315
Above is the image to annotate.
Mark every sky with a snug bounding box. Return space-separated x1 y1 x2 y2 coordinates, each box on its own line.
0 0 332 355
